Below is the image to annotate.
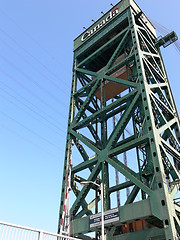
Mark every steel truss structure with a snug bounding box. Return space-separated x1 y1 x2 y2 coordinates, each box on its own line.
58 0 180 239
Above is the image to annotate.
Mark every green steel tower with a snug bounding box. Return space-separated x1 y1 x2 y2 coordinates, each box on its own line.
58 0 180 239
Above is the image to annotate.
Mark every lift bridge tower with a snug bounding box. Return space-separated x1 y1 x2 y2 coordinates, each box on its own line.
58 0 180 239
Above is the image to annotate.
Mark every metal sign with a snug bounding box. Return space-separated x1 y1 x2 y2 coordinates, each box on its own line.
81 7 119 42
90 208 119 228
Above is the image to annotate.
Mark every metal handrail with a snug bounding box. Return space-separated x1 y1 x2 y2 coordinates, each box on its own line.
0 220 81 240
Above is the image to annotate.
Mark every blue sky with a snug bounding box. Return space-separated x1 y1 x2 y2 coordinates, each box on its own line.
0 0 179 234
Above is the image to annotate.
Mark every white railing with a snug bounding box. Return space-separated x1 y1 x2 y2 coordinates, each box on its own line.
0 221 80 240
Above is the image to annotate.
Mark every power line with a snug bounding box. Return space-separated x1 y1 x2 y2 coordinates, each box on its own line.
0 37 70 97
0 78 66 131
0 54 69 108
0 88 66 136
0 110 61 150
150 18 171 35
0 26 70 89
0 66 67 118
174 41 180 55
0 122 61 160
150 18 180 55
0 7 71 75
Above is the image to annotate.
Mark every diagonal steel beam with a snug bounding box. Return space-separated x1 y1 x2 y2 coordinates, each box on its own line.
70 162 101 216
106 92 140 149
108 156 152 195
109 180 134 193
76 68 98 78
104 75 137 88
73 79 101 124
73 89 137 131
77 98 96 114
109 134 149 157
71 181 92 218
125 185 140 204
71 130 100 155
72 156 98 174
105 29 130 70
73 77 99 98
75 102 102 146
106 53 135 76
77 27 130 68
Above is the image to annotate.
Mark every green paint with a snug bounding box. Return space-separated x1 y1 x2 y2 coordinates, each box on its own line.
58 0 180 239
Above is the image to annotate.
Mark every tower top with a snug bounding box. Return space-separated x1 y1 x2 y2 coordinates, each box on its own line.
73 0 156 52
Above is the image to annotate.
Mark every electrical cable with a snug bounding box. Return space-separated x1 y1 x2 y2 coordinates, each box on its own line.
150 18 180 55
150 18 170 35
0 78 66 130
0 88 66 135
0 122 60 159
0 54 68 108
0 26 70 89
0 110 61 150
0 7 71 75
0 37 70 97
0 66 67 118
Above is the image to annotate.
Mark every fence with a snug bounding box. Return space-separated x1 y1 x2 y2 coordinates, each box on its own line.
0 221 80 240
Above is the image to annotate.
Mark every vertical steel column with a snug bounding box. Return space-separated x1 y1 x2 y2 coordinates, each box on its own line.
58 1 180 239
129 5 180 239
58 56 77 234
